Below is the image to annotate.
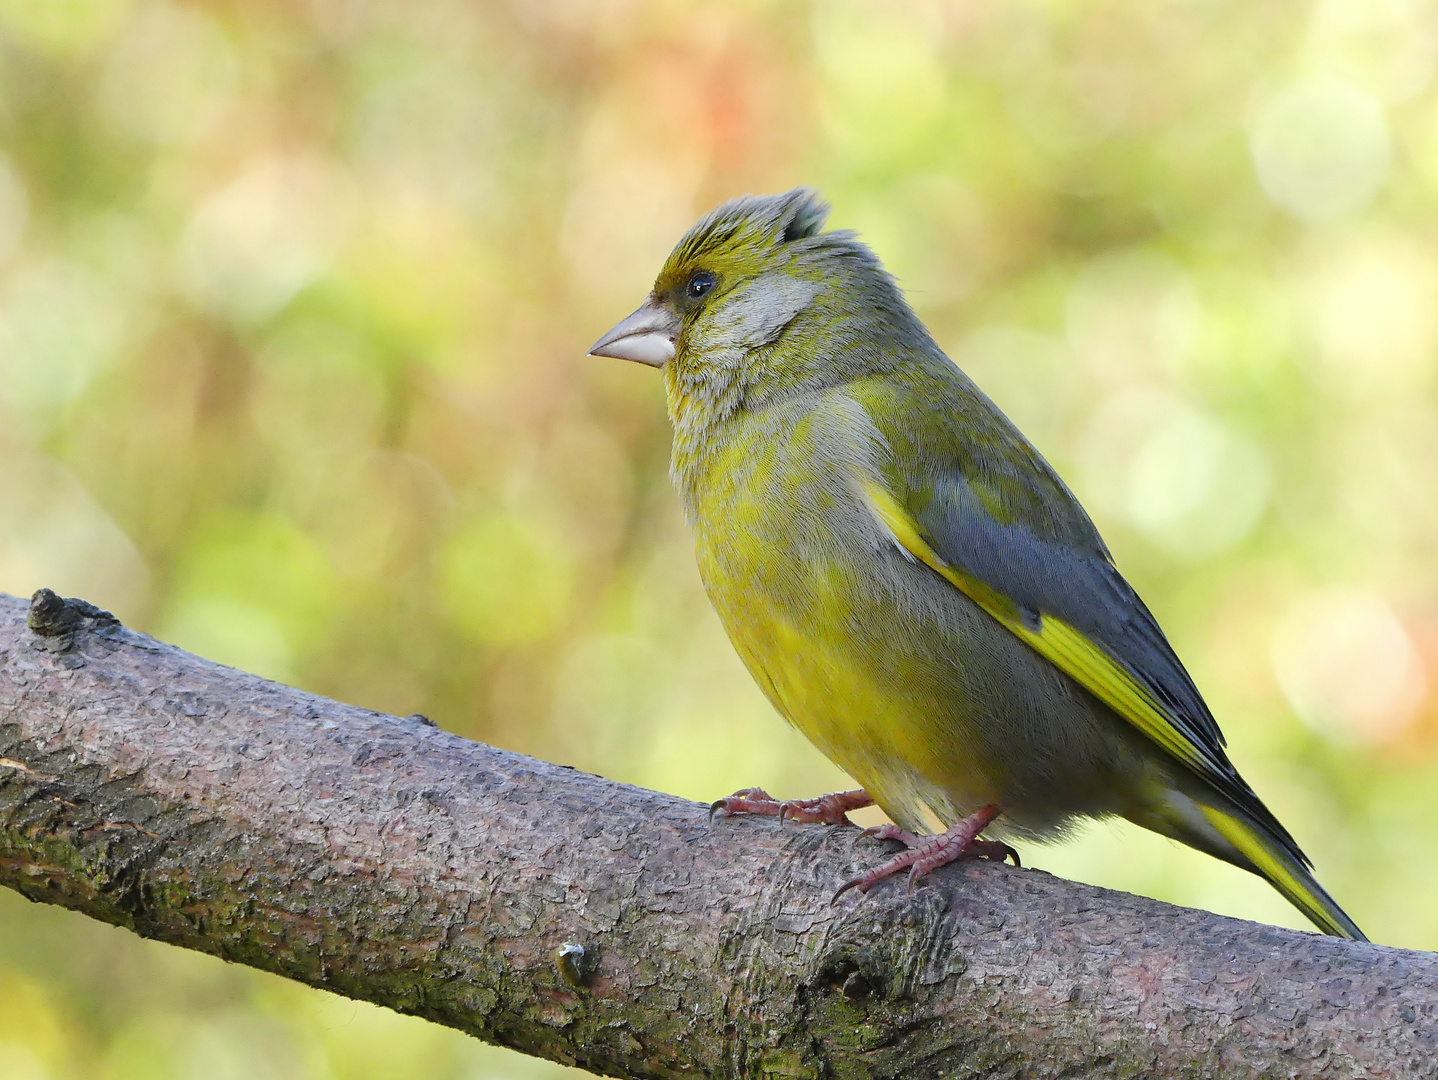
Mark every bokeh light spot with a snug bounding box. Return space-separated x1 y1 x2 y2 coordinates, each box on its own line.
0 259 128 428
1273 588 1429 744
1300 233 1438 395
1079 392 1270 559
1123 404 1271 557
177 156 354 324
1250 79 1390 221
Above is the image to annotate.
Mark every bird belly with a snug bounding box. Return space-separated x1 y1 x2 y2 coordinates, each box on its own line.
721 592 992 834
698 525 1140 840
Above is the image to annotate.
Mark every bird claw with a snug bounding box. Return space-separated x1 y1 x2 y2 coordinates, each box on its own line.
709 787 777 823
709 787 874 827
832 804 1017 903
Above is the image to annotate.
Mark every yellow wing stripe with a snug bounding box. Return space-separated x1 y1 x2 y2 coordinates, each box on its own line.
861 477 1209 777
1197 805 1360 939
1026 617 1207 774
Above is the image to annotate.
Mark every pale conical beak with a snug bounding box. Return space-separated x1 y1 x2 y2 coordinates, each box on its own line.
588 299 681 368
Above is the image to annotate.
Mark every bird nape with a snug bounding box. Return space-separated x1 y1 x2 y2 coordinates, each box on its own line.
589 188 1366 942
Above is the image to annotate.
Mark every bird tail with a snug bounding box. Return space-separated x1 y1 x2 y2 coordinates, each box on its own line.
1134 789 1367 941
1192 801 1366 941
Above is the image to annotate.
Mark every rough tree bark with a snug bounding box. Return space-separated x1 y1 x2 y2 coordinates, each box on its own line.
0 589 1431 1079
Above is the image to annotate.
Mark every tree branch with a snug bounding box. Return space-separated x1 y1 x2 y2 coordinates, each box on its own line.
0 590 1432 1078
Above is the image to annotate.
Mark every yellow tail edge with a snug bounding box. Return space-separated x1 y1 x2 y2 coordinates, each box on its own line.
1198 805 1367 942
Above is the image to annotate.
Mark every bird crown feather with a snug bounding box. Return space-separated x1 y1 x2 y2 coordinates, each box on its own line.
671 189 831 266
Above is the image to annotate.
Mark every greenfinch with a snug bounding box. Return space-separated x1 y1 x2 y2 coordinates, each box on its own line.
589 189 1365 940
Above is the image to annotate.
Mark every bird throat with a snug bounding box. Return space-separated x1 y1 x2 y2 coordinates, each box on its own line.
664 346 758 512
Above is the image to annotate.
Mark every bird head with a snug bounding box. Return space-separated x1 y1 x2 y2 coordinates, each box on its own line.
588 189 832 368
590 187 923 390
589 188 936 465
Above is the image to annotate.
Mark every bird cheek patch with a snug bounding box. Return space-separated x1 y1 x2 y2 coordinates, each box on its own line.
709 277 821 351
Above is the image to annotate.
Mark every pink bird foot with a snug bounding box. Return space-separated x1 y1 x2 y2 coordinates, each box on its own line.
709 787 875 827
833 803 1018 901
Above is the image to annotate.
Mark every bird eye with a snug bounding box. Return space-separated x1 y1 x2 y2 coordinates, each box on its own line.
686 271 716 299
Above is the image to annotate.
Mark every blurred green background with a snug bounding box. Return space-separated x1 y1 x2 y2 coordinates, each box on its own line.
2 0 1437 1074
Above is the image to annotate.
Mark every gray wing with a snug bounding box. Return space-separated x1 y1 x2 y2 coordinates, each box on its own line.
915 462 1304 856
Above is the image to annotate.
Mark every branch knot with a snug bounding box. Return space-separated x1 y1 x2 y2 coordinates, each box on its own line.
27 588 120 638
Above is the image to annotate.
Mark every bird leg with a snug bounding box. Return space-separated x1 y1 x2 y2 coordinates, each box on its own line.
834 803 1018 900
709 787 875 827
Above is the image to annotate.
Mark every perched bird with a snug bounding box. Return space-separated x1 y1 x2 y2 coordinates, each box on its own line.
589 189 1365 940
